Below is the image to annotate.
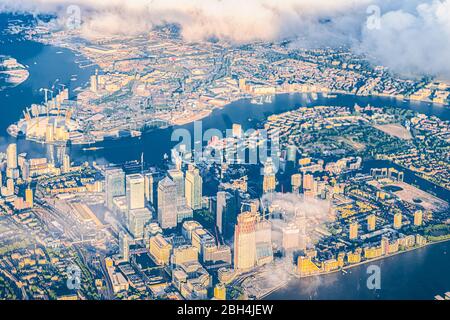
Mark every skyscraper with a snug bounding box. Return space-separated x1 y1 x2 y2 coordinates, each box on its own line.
262 159 276 194
394 212 402 229
414 210 423 226
303 173 315 194
216 191 229 234
168 169 186 208
291 173 302 193
287 145 297 162
281 223 299 251
234 211 257 271
157 177 178 229
149 234 172 265
119 231 130 262
25 187 33 208
18 153 26 173
126 174 145 212
349 222 359 240
255 219 273 266
6 178 14 195
144 173 154 205
6 143 17 169
105 168 125 210
185 165 203 210
6 143 18 179
367 214 376 231
62 154 71 173
90 69 98 92
128 208 152 239
263 174 276 194
232 123 243 138
144 172 163 209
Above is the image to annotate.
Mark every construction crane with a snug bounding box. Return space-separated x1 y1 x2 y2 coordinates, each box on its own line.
40 88 53 119
56 84 67 119
58 83 66 93
39 87 51 104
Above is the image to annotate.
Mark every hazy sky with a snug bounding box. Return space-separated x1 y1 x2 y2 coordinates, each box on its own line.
1 0 449 79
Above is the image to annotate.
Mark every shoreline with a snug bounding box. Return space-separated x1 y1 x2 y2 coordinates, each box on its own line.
9 89 450 150
259 237 450 300
0 55 29 88
5 37 449 145
170 89 450 127
0 69 29 87
142 90 450 130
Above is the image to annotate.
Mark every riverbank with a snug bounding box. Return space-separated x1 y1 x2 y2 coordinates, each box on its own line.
248 239 450 300
299 238 450 281
127 89 450 138
2 34 450 159
0 68 29 86
264 239 450 300
165 88 450 128
0 32 97 159
11 28 450 146
0 55 29 88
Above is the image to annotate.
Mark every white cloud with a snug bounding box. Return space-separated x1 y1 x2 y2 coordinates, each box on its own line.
360 0 450 78
1 0 450 78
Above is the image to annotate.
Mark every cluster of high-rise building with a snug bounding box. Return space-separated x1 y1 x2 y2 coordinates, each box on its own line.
234 211 274 271
0 141 93 213
105 164 203 242
3 104 446 300
0 143 33 210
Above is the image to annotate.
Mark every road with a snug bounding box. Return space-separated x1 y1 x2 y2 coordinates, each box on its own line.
99 257 115 299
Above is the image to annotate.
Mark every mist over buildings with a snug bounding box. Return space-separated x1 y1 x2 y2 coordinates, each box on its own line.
241 193 334 296
1 1 449 78
261 192 332 248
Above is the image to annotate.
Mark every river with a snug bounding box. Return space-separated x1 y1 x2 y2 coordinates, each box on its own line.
0 13 96 161
68 91 450 166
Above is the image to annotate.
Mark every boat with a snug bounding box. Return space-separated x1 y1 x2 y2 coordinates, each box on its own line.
82 146 104 151
250 96 264 105
264 95 273 103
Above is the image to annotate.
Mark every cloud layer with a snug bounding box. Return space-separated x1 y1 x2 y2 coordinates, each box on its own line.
1 0 450 79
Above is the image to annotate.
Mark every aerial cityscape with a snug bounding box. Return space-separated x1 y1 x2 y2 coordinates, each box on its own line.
0 0 449 303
